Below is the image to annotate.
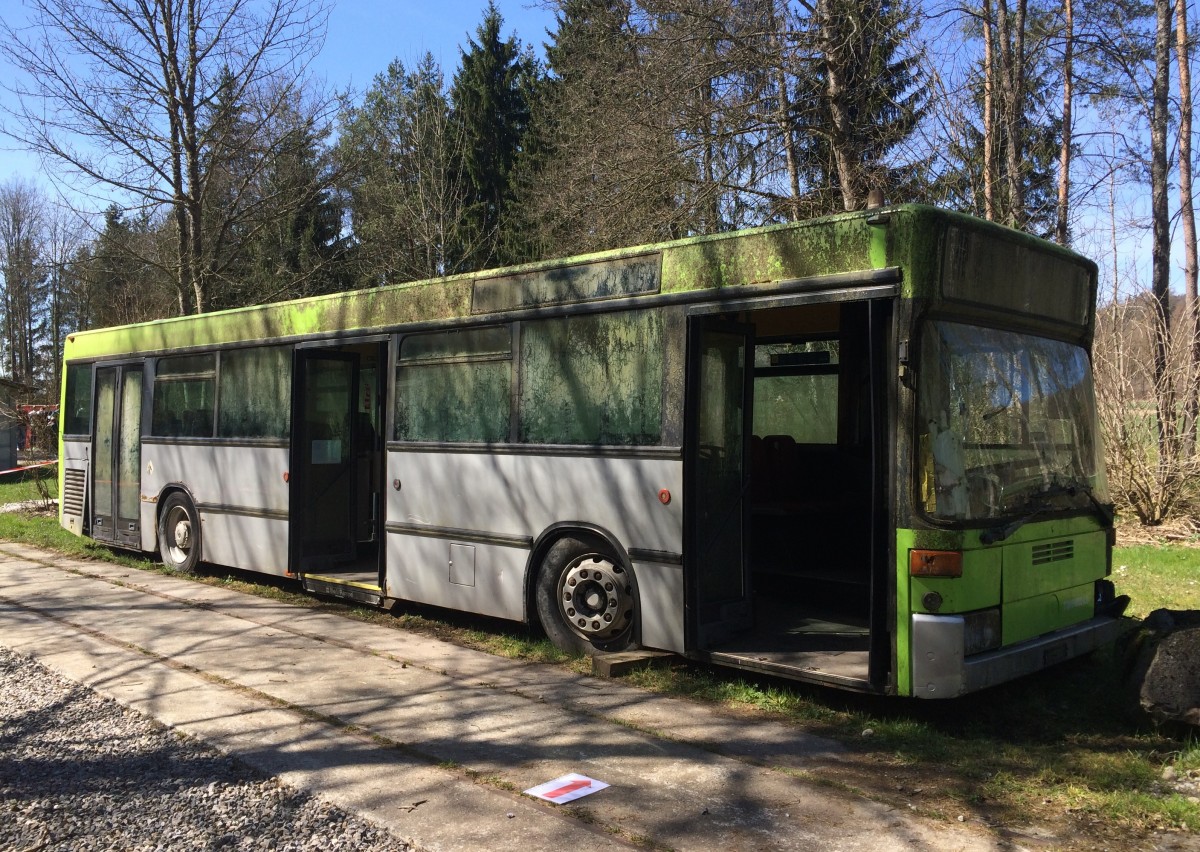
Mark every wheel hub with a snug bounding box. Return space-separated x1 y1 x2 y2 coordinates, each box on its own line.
173 518 191 549
560 556 632 641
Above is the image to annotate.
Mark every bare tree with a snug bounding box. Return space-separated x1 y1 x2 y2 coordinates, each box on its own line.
41 203 86 397
0 179 46 386
0 0 331 314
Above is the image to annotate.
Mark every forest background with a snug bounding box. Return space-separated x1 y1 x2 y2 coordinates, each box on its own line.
0 0 1196 529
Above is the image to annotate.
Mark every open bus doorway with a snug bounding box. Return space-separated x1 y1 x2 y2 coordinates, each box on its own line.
686 299 890 691
290 340 387 597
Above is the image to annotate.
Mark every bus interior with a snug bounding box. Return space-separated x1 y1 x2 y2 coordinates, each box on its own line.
291 340 387 599
693 299 888 690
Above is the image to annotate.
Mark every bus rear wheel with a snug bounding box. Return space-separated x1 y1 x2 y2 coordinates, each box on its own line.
158 492 201 574
535 536 635 655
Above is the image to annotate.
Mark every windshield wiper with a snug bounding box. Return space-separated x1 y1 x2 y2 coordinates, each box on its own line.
980 505 1047 545
980 479 1114 546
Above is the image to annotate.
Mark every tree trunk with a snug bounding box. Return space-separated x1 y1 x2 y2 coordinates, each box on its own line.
1176 0 1200 455
1056 0 1074 245
995 0 1027 228
1151 0 1175 464
982 0 996 220
769 1 802 220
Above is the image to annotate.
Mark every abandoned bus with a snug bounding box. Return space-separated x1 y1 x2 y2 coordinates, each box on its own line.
58 204 1129 697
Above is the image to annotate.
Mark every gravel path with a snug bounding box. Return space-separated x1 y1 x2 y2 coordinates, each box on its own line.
0 647 411 852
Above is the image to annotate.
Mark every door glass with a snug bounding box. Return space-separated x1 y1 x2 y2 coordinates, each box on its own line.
300 356 355 561
118 369 142 523
695 331 747 604
94 368 116 519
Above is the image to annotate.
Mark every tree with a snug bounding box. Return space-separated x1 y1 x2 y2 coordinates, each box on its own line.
793 0 928 212
0 180 47 386
337 54 477 283
449 2 538 271
79 206 177 328
516 0 696 255
0 0 332 314
927 0 1065 235
221 93 347 306
41 204 86 398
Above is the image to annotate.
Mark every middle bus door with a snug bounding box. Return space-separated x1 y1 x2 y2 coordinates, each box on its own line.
290 349 357 573
685 317 754 648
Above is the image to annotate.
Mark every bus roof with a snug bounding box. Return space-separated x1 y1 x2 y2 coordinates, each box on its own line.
63 205 1094 361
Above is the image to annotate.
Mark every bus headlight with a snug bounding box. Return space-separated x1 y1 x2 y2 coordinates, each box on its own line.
964 608 1001 655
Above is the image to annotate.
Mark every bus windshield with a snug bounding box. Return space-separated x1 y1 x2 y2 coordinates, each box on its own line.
918 320 1108 522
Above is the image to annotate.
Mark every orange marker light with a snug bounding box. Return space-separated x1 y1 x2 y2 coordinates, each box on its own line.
658 489 672 505
909 549 963 578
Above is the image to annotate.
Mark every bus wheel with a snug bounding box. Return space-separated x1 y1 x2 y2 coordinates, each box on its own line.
535 537 634 655
158 493 201 574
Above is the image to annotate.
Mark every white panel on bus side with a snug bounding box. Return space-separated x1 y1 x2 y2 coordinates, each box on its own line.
142 443 290 572
631 560 685 653
388 533 526 620
384 450 685 631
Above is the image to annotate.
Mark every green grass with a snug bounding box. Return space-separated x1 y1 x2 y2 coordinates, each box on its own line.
1113 545 1200 616
1 477 1196 843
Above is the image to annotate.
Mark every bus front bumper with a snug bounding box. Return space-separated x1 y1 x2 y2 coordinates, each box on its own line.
911 612 1134 698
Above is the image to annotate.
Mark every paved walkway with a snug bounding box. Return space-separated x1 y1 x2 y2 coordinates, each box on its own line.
0 543 1000 851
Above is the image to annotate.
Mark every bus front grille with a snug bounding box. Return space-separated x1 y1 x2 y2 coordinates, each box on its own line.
1031 540 1074 565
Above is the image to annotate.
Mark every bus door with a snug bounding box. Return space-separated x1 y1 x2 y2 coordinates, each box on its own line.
92 364 143 547
685 317 754 648
291 350 357 573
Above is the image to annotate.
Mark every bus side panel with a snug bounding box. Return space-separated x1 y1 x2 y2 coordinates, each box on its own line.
142 443 290 575
386 534 528 620
384 450 684 643
60 438 90 536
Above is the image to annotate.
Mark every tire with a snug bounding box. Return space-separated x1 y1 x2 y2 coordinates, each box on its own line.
535 536 635 655
158 492 201 574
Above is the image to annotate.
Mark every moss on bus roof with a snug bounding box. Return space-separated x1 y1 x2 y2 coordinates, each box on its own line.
62 205 1092 361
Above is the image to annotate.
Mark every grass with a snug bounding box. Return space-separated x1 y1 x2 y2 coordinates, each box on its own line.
1112 546 1200 616
2 471 1197 845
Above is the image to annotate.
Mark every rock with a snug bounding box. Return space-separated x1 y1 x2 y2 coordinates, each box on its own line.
1125 609 1200 726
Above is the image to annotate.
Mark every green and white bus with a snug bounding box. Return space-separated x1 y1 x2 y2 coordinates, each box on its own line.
58 204 1129 697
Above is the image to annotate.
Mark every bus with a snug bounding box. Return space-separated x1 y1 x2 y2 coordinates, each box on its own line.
58 204 1130 698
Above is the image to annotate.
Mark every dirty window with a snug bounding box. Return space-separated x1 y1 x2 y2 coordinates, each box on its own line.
152 354 215 438
519 310 663 445
63 363 92 435
395 327 512 442
218 347 291 439
752 341 839 444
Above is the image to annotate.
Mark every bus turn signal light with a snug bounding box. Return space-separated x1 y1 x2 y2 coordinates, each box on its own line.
909 549 963 578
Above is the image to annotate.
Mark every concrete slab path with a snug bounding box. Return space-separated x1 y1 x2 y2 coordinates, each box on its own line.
0 543 1001 851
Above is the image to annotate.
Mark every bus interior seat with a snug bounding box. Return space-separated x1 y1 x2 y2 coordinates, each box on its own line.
749 434 873 594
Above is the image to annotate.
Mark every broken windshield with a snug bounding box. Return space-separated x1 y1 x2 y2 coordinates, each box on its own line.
917 321 1109 522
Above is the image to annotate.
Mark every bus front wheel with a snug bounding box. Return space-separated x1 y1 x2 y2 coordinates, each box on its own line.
535 536 635 655
158 493 201 574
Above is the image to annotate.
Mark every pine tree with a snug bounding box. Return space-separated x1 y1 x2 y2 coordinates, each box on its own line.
449 2 537 271
792 0 927 214
337 54 477 283
238 101 347 304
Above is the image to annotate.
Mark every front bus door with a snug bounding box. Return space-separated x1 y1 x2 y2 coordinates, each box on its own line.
290 350 357 574
685 317 754 648
92 364 143 547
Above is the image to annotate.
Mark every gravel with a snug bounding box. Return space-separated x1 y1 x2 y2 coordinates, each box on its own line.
0 647 411 851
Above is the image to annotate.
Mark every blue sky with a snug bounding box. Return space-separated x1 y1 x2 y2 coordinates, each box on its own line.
319 1 556 92
0 1 557 204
